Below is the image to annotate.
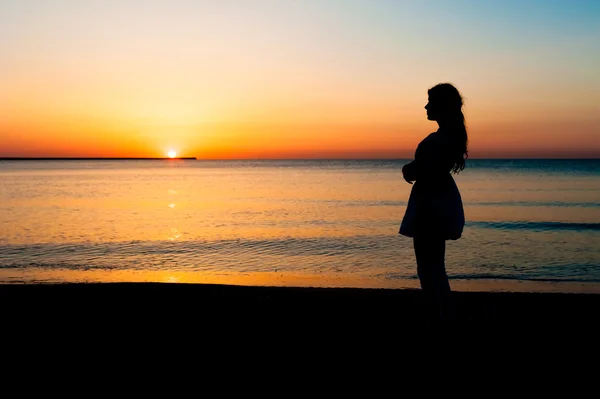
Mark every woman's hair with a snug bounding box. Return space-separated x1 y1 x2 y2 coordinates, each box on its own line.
428 83 469 173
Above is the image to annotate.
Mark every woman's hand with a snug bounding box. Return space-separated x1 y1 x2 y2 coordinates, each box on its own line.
402 163 415 184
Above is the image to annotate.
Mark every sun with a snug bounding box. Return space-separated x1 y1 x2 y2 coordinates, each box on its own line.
167 150 177 159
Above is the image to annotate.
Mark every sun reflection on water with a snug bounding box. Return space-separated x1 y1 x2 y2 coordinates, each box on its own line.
168 228 181 241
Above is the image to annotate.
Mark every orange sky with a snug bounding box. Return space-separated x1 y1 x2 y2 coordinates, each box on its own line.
1 1 599 159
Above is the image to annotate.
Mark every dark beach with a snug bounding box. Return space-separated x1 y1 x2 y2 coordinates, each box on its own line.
3 282 599 328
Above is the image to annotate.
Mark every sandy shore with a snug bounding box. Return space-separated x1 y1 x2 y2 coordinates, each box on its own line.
2 282 599 328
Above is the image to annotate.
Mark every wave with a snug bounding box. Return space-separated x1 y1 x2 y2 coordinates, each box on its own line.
467 221 600 231
469 201 599 208
381 272 600 284
449 273 600 283
0 236 392 258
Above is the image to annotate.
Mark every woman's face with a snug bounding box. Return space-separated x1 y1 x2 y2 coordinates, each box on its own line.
424 95 439 121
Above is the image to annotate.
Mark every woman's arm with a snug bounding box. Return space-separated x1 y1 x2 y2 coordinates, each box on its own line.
403 135 449 183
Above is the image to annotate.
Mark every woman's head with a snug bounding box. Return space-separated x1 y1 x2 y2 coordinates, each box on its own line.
425 83 468 173
425 83 464 122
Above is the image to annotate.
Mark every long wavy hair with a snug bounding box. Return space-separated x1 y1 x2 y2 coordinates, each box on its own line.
428 83 468 173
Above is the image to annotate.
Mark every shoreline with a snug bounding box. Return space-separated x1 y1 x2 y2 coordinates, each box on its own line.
1 268 599 294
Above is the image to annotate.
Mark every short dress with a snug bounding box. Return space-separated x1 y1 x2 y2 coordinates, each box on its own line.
399 130 465 240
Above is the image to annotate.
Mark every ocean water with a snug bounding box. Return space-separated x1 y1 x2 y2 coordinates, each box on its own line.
0 159 599 292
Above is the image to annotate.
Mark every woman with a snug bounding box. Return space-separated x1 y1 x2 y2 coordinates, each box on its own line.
399 83 468 321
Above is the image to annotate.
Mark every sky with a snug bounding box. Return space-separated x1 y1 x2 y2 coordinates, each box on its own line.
1 0 599 158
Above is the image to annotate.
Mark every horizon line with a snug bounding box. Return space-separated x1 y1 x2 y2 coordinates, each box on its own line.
0 157 197 161
1 157 599 161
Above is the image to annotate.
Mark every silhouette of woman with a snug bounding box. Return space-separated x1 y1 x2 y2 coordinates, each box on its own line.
399 83 467 321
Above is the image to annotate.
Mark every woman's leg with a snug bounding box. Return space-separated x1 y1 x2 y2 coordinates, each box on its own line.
413 235 451 320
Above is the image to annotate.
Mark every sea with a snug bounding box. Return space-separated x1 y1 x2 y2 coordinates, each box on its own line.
1 159 599 293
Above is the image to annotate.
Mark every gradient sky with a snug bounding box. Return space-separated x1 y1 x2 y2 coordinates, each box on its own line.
1 0 599 158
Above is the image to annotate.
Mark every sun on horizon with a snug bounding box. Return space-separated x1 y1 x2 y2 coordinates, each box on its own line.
167 150 177 159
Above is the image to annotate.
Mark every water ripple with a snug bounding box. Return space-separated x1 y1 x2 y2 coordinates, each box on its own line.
468 221 600 231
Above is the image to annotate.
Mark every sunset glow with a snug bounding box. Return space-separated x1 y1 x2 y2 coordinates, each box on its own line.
168 150 177 159
1 1 599 159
